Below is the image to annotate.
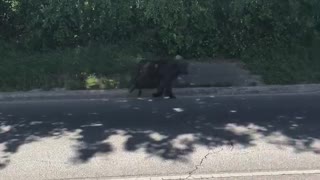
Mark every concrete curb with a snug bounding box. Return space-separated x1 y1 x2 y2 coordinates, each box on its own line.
175 84 320 96
1 84 320 101
84 170 320 180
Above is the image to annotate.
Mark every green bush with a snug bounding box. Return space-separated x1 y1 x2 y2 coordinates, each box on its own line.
2 0 318 54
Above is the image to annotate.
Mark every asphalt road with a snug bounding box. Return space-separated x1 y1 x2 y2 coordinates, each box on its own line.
1 93 320 180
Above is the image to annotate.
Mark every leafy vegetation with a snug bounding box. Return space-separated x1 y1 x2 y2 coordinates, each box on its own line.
1 0 320 91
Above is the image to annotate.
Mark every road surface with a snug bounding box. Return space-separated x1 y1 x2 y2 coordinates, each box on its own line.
1 93 320 179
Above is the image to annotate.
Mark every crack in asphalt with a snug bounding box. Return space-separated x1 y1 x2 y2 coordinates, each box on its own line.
184 143 234 180
184 150 221 180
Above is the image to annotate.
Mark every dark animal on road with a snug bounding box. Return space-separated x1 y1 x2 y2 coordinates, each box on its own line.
129 59 189 99
129 60 160 96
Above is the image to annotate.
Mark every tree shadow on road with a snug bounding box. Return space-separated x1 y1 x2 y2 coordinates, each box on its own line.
0 95 320 168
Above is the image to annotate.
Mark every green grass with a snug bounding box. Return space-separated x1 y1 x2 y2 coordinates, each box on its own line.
242 41 320 85
0 42 145 91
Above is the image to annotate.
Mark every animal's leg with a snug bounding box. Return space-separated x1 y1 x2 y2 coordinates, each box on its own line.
129 85 136 93
164 81 176 99
138 89 142 97
153 80 165 98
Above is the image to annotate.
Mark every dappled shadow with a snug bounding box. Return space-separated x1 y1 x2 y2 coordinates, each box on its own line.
0 94 320 168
